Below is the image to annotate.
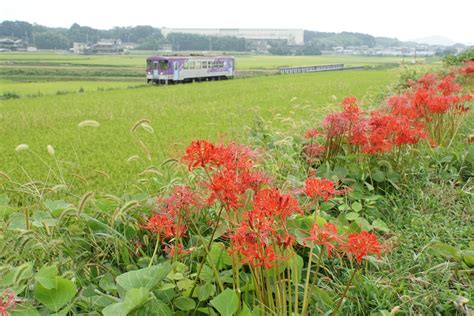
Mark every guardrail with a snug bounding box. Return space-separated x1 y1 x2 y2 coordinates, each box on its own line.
279 64 365 75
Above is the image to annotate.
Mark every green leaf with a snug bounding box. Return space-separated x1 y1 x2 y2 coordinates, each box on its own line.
99 273 117 292
103 288 150 316
210 289 239 316
116 262 172 291
137 299 173 316
372 169 385 183
8 212 27 230
314 287 334 307
239 303 252 316
44 200 72 217
35 277 76 312
431 242 461 261
351 201 362 212
174 297 196 311
11 308 41 316
334 166 348 179
462 251 474 267
0 193 13 220
31 210 57 227
355 217 372 231
345 212 360 221
34 265 58 290
372 219 389 232
208 242 232 269
197 282 216 301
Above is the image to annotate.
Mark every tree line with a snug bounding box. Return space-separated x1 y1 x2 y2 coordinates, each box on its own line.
0 20 468 56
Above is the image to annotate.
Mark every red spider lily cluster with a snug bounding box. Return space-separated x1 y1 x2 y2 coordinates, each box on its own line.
304 67 472 162
0 289 22 316
142 139 384 270
305 223 382 263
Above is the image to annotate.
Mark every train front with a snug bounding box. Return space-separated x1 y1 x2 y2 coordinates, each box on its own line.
146 56 170 83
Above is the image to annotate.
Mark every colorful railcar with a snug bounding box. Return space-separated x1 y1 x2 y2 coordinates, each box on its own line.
146 55 235 84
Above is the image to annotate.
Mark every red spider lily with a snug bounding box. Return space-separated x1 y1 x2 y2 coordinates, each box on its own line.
253 188 301 220
304 177 346 201
207 168 269 210
142 212 186 239
417 73 438 89
157 185 204 215
342 96 358 106
438 75 461 96
304 128 319 139
352 112 427 154
164 243 191 258
182 140 221 170
305 223 344 256
0 289 22 316
344 231 382 264
207 169 245 209
303 143 326 160
461 60 474 74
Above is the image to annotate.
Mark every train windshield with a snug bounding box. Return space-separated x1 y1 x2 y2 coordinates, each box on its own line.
159 60 169 71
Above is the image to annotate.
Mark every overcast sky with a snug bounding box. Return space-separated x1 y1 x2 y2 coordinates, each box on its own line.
1 0 473 44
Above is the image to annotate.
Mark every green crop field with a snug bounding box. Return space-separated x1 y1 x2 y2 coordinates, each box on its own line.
0 51 437 84
1 68 399 197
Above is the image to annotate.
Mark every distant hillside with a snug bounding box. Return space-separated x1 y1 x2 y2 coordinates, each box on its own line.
411 36 456 46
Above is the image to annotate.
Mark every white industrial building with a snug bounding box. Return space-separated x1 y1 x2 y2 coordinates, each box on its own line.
160 28 305 46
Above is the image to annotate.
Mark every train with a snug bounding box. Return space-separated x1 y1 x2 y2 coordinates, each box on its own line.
146 55 235 84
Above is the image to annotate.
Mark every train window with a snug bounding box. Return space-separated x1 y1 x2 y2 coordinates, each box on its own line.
159 60 169 70
184 62 189 70
202 61 207 69
195 62 201 69
208 61 212 68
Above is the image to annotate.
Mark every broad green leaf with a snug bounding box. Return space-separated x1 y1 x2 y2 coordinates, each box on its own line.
44 200 72 217
351 201 362 212
103 288 150 316
99 273 117 292
35 277 76 312
116 262 172 291
462 251 474 267
431 242 461 261
372 219 389 232
137 299 173 316
372 169 385 183
210 289 239 316
174 297 196 311
239 303 252 316
0 193 13 220
197 282 216 301
208 242 232 269
334 166 348 179
345 212 359 221
31 211 57 227
8 212 27 230
355 217 372 231
338 203 351 211
11 308 40 316
34 265 58 290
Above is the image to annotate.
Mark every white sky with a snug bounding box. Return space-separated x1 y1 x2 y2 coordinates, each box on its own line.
1 0 473 44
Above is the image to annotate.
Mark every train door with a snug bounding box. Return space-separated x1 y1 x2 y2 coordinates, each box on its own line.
153 61 159 77
173 62 180 81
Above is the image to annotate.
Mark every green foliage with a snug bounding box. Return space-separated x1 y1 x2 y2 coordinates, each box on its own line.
443 48 474 66
210 289 239 316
